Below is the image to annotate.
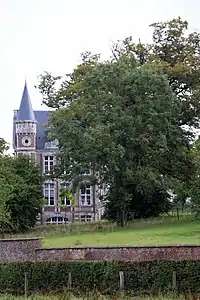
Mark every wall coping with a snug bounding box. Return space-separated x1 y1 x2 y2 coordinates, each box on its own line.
0 237 43 242
35 244 200 251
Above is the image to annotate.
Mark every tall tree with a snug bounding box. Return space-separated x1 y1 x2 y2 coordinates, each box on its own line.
0 155 44 232
37 17 199 224
0 154 13 236
112 17 200 129
8 156 44 231
38 55 193 225
186 138 200 216
0 174 12 237
38 17 200 129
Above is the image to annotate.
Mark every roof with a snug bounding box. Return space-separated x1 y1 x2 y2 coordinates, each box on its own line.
35 110 51 149
16 82 36 121
13 82 56 150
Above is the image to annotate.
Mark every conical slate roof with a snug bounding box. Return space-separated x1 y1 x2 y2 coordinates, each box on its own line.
16 81 36 121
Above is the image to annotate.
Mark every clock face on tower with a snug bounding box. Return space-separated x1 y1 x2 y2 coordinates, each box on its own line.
22 136 32 147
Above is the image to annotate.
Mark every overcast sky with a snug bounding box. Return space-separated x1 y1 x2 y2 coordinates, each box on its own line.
0 0 200 149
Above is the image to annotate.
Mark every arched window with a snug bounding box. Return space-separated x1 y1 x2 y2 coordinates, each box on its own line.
46 217 68 225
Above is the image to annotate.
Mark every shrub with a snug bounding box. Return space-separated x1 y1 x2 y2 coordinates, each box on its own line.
1 260 200 295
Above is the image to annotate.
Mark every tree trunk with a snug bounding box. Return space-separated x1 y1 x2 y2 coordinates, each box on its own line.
176 206 180 220
118 209 126 227
72 207 75 223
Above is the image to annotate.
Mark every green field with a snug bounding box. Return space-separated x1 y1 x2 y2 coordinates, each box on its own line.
6 215 200 247
42 216 200 247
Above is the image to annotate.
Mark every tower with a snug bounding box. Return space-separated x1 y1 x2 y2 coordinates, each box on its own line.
14 81 37 160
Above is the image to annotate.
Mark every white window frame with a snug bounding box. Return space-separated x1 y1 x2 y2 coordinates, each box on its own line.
60 183 71 206
80 215 92 222
46 217 68 225
43 155 54 174
44 182 55 206
80 185 92 206
82 169 91 175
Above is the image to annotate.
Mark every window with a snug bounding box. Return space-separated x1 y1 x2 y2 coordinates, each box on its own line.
44 156 54 174
46 217 68 225
80 185 91 206
44 183 55 206
60 183 71 206
82 169 91 175
80 215 92 222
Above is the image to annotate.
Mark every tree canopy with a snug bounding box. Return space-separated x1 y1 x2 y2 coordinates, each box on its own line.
0 138 9 155
37 17 200 224
0 154 44 232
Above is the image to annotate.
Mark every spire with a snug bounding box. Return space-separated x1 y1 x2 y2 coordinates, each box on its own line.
16 81 36 121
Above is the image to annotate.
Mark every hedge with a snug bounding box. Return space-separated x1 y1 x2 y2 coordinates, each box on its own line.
1 260 200 295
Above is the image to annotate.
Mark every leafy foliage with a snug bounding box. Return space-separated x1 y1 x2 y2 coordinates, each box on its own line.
39 56 193 224
0 137 9 155
1 260 200 295
183 138 200 215
37 51 100 109
58 188 77 207
0 154 43 232
37 17 200 224
112 17 200 128
104 185 172 221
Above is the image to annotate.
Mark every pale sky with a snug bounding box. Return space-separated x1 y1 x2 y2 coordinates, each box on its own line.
0 0 200 150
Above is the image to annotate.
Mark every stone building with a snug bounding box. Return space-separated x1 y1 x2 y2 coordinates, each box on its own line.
13 82 104 225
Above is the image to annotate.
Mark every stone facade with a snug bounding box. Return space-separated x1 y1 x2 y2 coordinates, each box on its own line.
13 82 105 225
0 238 42 261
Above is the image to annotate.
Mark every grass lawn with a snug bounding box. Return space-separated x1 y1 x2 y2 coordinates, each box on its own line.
43 216 200 247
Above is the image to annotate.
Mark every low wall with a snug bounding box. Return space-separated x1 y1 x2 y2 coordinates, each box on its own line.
2 239 200 262
0 238 42 261
35 245 200 261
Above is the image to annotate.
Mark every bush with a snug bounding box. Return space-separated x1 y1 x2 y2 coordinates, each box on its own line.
1 260 200 295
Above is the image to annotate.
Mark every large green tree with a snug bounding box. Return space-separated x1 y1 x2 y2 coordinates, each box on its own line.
39 18 200 128
38 57 193 225
37 17 199 224
0 155 12 237
112 17 200 128
0 155 44 232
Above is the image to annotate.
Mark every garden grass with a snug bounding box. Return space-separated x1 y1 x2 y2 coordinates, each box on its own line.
42 216 200 247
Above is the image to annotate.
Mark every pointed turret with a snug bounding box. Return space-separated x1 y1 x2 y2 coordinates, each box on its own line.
16 81 36 121
15 81 37 153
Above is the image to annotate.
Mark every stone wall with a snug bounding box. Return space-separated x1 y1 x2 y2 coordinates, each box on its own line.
35 245 200 261
2 240 200 262
0 238 42 261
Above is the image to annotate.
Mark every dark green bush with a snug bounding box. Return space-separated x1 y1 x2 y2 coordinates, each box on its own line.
1 260 200 295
